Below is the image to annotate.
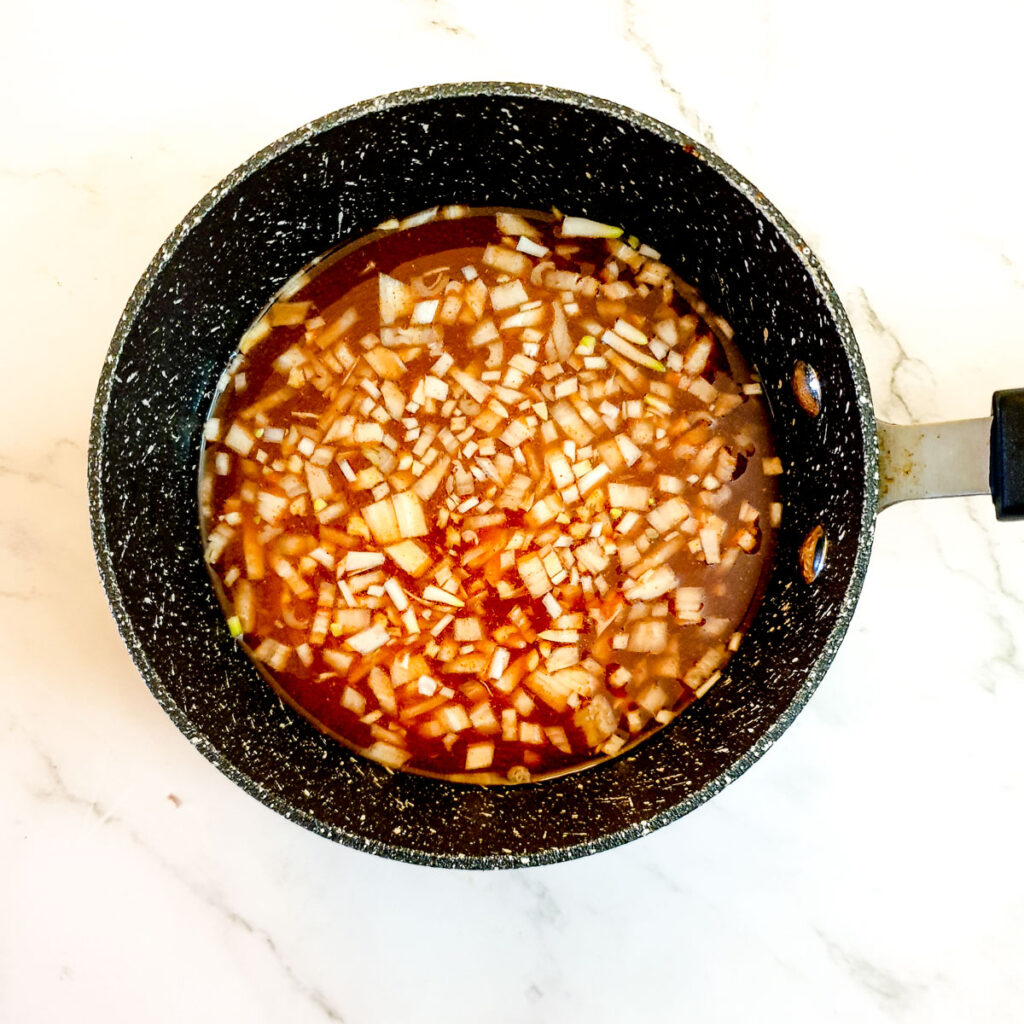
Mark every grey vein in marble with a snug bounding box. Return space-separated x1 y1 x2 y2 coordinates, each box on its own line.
962 501 1022 681
850 288 934 423
886 503 1017 695
0 437 79 489
997 251 1024 293
0 164 101 197
849 286 1022 688
515 875 564 928
26 739 348 1024
621 0 717 148
816 929 919 1011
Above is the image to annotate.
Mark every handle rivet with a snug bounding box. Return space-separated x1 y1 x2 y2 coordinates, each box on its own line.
799 525 827 583
792 361 822 416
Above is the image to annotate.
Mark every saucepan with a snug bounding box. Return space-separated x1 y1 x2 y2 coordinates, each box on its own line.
88 82 1024 868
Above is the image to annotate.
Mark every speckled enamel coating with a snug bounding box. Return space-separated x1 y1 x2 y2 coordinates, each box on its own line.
88 82 878 869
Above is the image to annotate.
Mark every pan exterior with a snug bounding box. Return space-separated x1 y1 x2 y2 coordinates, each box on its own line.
89 83 877 868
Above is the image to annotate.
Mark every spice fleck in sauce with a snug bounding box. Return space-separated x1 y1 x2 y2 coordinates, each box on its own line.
199 207 782 783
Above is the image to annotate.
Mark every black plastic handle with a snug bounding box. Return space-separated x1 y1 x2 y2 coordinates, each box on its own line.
991 389 1024 520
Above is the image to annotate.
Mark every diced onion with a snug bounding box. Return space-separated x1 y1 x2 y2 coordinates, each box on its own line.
347 625 391 655
378 273 414 325
224 423 255 456
411 299 439 324
204 206 779 782
560 216 623 239
516 235 549 258
422 585 465 607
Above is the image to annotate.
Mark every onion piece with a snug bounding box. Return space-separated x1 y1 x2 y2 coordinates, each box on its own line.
442 652 489 674
253 638 291 671
430 613 454 637
613 318 650 347
500 308 546 330
465 742 495 770
489 647 511 680
341 686 366 714
304 464 333 503
450 369 490 404
273 558 313 600
648 497 689 535
324 650 355 675
483 244 531 277
623 565 679 602
363 497 402 545
383 577 409 611
379 541 430 578
497 212 541 237
519 722 544 745
525 494 562 528
560 216 623 239
516 235 549 258
490 280 530 310
422 585 465 608
365 346 407 380
454 617 482 642
378 273 415 325
628 535 688 580
550 401 593 445
537 629 579 644
256 490 289 524
601 329 665 372
348 552 387 577
392 490 429 538
572 540 609 574
607 482 650 510
362 741 411 769
224 422 255 456
354 422 384 443
411 299 439 324
517 553 551 597
524 666 594 713
628 619 668 653
577 464 611 497
399 207 439 229
699 527 721 564
367 667 398 714
546 646 580 672
346 624 391 655
239 317 271 353
424 375 449 400
412 455 450 501
332 608 372 635
267 301 311 326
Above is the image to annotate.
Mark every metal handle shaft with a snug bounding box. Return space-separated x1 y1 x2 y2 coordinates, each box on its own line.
877 418 992 512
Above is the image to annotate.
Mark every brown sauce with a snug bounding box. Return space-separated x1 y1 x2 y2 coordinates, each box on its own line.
199 207 781 783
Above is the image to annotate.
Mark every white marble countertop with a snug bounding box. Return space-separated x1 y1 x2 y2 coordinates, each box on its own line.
4 1 1024 1020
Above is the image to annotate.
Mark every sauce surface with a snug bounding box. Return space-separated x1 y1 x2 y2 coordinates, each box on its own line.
200 208 781 783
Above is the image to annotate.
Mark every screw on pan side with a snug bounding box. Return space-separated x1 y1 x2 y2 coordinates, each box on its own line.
799 525 827 583
792 360 822 417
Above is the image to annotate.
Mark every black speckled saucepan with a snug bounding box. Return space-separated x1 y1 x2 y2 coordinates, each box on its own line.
89 83 1020 869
